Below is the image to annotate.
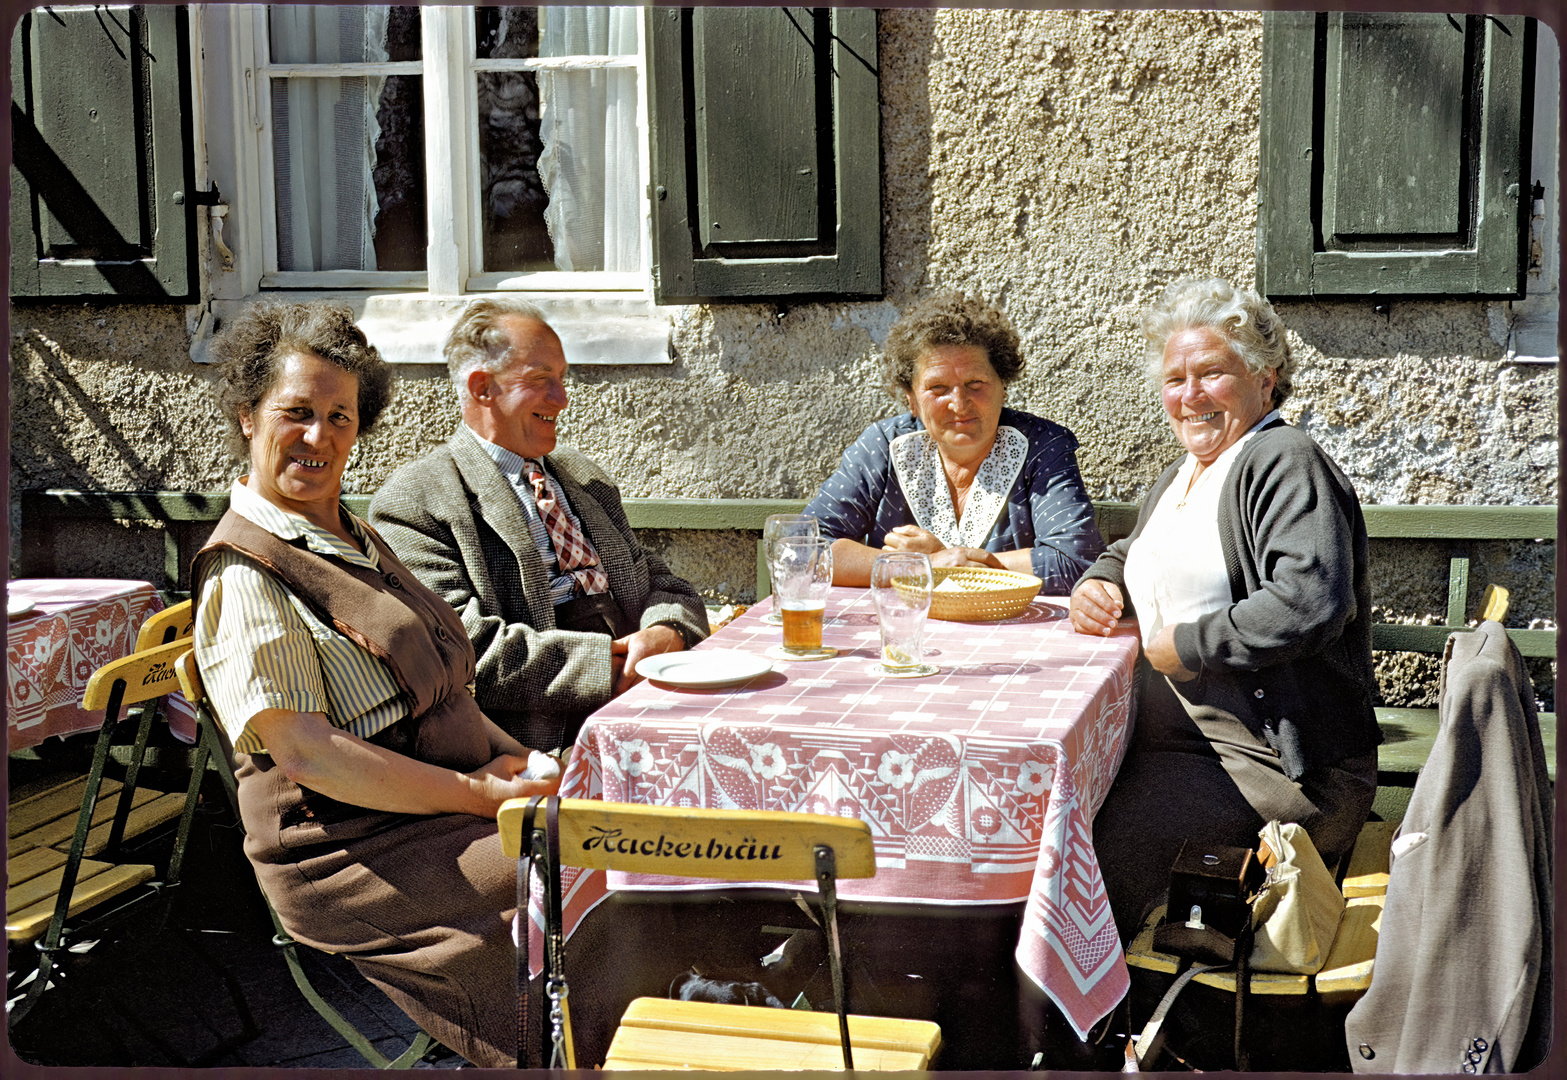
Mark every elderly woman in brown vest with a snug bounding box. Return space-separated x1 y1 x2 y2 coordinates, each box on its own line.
191 302 560 1067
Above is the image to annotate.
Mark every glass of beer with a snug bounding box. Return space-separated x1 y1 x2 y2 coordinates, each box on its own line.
762 514 819 625
774 536 833 657
870 553 935 675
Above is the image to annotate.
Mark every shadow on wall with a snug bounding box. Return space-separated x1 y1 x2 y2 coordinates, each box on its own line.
880 7 935 306
11 327 172 488
1277 297 1503 362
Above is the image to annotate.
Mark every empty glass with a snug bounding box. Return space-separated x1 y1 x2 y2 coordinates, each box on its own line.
870 553 936 677
763 514 820 625
773 536 834 657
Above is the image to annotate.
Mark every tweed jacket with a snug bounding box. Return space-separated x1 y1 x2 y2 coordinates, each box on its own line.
1344 622 1552 1074
369 426 709 747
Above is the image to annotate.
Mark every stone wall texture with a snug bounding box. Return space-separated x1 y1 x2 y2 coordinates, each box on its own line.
9 9 1556 707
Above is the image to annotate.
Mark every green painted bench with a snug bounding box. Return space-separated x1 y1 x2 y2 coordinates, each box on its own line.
17 491 1555 781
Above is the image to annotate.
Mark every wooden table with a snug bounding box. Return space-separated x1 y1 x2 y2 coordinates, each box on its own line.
7 579 194 751
540 586 1142 1043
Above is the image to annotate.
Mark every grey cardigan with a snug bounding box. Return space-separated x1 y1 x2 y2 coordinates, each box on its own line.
1078 420 1380 778
369 427 710 747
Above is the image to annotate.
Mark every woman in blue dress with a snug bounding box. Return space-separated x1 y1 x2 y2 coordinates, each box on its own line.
804 294 1104 594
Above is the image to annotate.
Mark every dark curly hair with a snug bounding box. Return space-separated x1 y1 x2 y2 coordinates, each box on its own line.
211 302 393 458
883 293 1024 396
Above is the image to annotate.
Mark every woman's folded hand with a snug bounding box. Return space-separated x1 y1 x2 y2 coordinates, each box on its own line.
883 527 1004 571
882 524 945 554
929 546 1004 570
468 752 563 812
1069 579 1124 636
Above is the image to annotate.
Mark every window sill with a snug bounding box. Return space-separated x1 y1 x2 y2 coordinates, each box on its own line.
192 291 674 366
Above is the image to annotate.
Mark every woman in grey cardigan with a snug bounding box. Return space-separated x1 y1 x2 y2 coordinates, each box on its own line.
1070 278 1381 941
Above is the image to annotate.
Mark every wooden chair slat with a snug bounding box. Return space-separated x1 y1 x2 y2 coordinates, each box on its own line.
1123 905 1311 994
6 862 156 942
7 846 67 888
498 798 876 881
603 1023 935 1071
60 791 187 859
617 997 942 1053
13 783 162 852
1341 820 1398 898
1313 895 1384 998
8 774 89 812
8 857 116 915
503 799 926 1068
1479 584 1510 623
7 778 122 838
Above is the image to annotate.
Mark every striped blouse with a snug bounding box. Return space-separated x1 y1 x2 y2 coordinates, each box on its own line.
194 480 407 755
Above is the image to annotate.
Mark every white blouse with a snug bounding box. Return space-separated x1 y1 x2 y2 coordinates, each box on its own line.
1123 411 1280 651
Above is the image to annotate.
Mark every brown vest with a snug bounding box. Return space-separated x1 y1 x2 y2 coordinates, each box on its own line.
193 508 494 845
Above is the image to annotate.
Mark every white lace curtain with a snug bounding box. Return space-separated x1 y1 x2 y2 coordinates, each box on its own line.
269 6 388 272
538 7 640 272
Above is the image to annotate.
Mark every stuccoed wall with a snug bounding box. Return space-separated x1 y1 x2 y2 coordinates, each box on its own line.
8 9 1556 705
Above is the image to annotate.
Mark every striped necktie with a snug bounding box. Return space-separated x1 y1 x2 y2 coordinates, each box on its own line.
523 459 609 596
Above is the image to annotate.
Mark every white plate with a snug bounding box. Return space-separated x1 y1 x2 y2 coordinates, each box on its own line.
7 596 36 618
636 649 773 688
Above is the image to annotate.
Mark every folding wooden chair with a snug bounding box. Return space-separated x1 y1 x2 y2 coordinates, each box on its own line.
498 797 943 1071
172 649 436 1069
7 638 204 1025
134 598 194 651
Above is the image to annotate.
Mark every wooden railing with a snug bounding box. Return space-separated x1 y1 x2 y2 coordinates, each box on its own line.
18 490 1556 779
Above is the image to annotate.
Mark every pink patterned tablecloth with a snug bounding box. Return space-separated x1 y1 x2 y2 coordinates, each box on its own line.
542 586 1141 1039
7 579 197 751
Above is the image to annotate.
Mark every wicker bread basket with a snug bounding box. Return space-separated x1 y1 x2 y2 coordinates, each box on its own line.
908 567 1044 622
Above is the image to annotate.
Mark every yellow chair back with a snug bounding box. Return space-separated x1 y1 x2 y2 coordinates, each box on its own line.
134 599 194 651
81 639 192 711
498 798 876 881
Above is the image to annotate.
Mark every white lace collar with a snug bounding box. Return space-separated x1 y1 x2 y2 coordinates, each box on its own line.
888 426 1027 548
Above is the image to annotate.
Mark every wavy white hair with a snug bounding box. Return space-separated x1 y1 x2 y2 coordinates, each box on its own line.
1141 278 1295 408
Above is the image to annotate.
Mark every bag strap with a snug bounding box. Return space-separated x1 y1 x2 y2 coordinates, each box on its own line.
541 796 576 1069
514 795 545 1069
1132 959 1225 1069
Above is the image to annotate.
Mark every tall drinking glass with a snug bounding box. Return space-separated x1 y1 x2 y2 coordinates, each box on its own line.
763 514 820 625
870 553 936 677
773 536 834 658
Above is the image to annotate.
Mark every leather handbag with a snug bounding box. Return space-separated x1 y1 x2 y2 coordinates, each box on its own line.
1248 820 1345 975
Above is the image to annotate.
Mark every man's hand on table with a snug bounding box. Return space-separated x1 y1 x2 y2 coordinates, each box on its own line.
611 624 687 696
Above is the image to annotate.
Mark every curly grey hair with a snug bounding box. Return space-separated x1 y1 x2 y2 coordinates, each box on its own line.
883 293 1023 396
1141 278 1295 408
444 298 554 404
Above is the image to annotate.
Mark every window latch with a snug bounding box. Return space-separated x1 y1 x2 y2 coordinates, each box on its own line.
174 182 224 207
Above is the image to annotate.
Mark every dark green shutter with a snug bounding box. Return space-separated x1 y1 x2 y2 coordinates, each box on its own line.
647 7 880 303
10 5 196 301
1259 13 1534 298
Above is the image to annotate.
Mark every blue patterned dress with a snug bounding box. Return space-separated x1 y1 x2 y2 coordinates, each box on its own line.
803 408 1105 596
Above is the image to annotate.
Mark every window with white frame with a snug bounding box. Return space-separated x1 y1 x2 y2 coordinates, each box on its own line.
206 4 648 297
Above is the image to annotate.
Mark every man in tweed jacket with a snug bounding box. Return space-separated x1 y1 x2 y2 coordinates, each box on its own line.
370 300 708 750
